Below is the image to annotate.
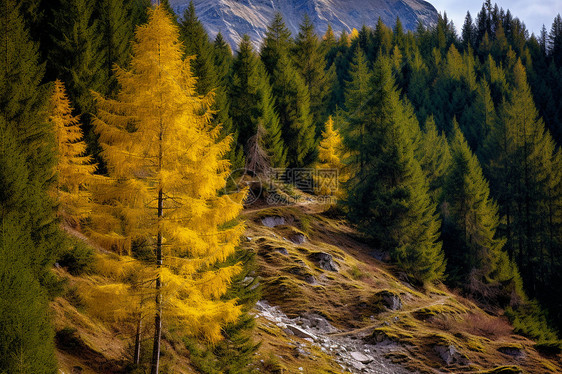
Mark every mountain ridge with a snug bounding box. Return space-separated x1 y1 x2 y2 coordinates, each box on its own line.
168 0 439 48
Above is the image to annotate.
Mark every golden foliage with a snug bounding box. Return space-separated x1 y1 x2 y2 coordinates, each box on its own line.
49 79 97 225
88 5 246 343
316 116 348 198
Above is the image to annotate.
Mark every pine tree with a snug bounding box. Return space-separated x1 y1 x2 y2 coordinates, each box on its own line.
48 0 106 116
0 118 57 374
343 55 445 284
482 58 562 302
90 6 246 373
292 14 332 132
0 2 58 370
179 1 217 95
462 11 475 49
416 116 451 204
549 14 562 66
129 0 152 27
260 12 292 77
463 80 497 152
316 116 347 197
342 47 372 173
213 32 245 170
230 35 286 167
271 52 316 167
443 122 522 303
49 79 97 226
0 0 60 285
179 3 242 169
96 0 134 95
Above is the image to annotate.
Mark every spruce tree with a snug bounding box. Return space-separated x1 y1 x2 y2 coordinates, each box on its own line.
0 0 60 282
213 32 245 169
261 15 315 167
342 47 372 173
179 1 217 95
0 2 58 370
260 12 292 77
292 14 332 132
48 0 105 115
0 118 57 374
343 55 445 284
270 52 316 167
482 59 562 302
443 122 523 303
96 0 133 95
230 35 286 167
416 116 451 205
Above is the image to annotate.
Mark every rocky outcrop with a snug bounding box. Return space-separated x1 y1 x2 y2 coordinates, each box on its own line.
261 216 286 227
308 252 339 272
169 0 439 49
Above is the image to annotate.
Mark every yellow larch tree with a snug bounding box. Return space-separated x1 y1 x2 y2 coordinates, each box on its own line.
49 79 97 226
88 5 246 373
316 116 348 198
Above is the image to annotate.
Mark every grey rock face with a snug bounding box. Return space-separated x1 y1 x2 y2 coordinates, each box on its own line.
169 0 439 49
261 216 286 227
308 252 339 272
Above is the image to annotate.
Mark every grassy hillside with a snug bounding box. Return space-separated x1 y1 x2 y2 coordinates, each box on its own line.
53 197 562 373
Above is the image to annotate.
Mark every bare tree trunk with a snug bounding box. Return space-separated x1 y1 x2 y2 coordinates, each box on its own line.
133 312 142 366
151 189 164 374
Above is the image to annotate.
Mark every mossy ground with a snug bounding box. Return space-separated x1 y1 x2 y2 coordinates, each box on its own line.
53 200 561 373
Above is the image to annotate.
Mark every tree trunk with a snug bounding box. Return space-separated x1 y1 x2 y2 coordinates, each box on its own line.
133 312 142 366
151 188 164 374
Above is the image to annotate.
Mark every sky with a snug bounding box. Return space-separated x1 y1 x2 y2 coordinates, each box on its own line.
429 0 562 36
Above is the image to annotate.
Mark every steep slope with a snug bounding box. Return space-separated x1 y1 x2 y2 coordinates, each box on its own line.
52 193 561 373
168 0 438 48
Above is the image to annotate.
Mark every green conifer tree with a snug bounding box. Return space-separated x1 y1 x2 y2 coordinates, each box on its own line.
261 15 315 167
443 121 523 303
213 32 245 169
0 2 58 371
292 14 332 132
48 0 106 115
96 0 133 95
417 116 451 204
482 59 562 301
342 47 372 174
270 52 316 167
179 1 218 95
343 55 445 284
230 35 286 167
0 117 57 374
260 12 292 77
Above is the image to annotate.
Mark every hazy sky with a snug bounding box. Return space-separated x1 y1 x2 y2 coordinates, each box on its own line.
429 0 562 36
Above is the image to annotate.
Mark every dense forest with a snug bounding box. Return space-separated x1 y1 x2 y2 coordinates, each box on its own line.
1 0 561 372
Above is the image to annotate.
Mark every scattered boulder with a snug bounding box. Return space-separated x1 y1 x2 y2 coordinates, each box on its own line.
349 360 366 371
498 345 525 357
289 233 306 244
304 275 318 285
306 314 338 334
376 290 402 311
276 247 289 255
350 351 374 364
286 325 317 340
261 216 285 227
308 252 339 272
435 344 466 365
293 346 311 357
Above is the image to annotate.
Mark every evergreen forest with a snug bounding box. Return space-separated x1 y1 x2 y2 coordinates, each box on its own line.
1 0 562 372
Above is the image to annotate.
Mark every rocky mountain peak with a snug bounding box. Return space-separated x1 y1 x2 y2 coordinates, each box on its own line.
169 0 439 49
